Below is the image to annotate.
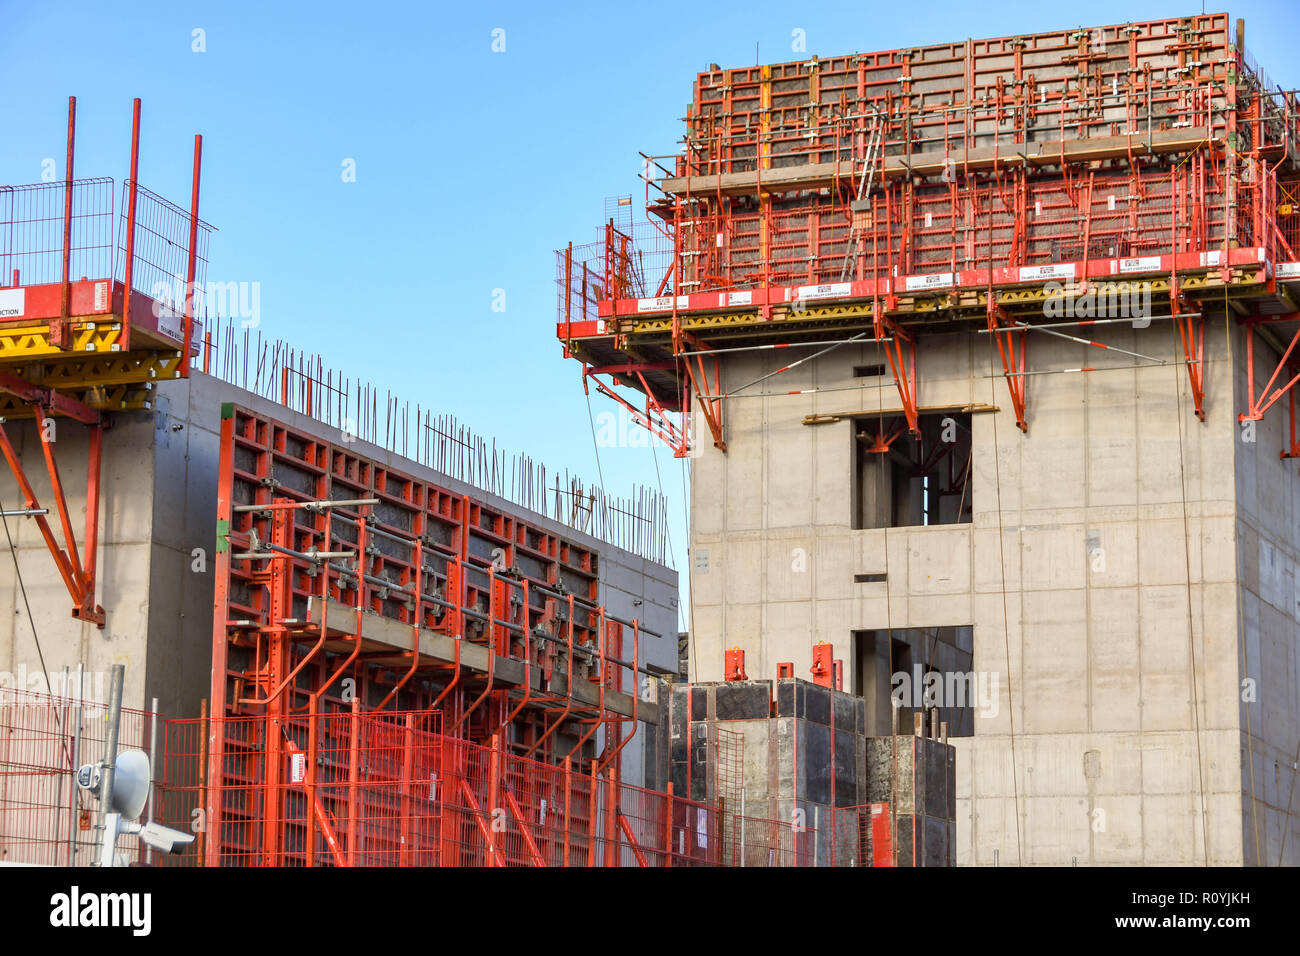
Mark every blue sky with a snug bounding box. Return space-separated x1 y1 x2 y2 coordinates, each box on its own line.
3 1 1297 632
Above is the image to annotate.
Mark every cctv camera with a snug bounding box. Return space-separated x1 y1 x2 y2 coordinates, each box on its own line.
77 763 101 794
125 821 196 855
116 820 195 855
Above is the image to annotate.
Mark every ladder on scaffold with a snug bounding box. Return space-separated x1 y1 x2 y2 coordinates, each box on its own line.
840 110 886 282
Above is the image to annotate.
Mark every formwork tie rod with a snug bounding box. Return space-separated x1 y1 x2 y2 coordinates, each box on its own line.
981 359 1199 379
991 322 1167 364
232 497 380 513
974 313 1199 335
232 544 357 562
725 329 879 397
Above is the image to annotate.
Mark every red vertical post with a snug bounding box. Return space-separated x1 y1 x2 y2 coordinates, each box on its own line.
60 96 75 328
587 763 599 867
400 712 414 867
182 134 203 378
604 770 618 867
305 709 318 868
82 423 102 622
346 695 360 866
51 95 77 351
562 755 572 867
664 781 674 867
486 733 501 867
564 242 573 323
205 412 237 866
121 99 141 351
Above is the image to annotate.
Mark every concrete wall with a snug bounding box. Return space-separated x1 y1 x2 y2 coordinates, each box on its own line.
688 321 1267 864
1233 323 1300 866
0 411 164 715
0 372 677 788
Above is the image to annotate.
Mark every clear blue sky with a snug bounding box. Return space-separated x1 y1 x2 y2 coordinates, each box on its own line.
3 1 1296 633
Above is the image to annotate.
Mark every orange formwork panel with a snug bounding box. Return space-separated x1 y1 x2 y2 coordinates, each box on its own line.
557 14 1300 452
207 403 655 834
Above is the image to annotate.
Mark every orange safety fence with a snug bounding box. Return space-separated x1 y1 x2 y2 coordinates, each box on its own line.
0 689 733 867
0 684 156 866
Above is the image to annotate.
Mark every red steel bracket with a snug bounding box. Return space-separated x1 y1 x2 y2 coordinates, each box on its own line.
987 303 1028 432
1240 315 1300 425
1172 291 1206 421
583 366 689 456
873 308 919 436
0 393 105 627
678 335 727 454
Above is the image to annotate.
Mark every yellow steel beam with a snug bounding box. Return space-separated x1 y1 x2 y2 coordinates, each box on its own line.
0 321 125 360
0 382 155 419
24 351 186 389
602 269 1269 340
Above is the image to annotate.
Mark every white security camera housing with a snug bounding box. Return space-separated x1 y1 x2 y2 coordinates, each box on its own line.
130 821 196 855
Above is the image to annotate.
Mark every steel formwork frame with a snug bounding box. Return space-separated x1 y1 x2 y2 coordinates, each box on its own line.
0 685 728 868
207 404 654 864
556 14 1300 454
0 97 209 627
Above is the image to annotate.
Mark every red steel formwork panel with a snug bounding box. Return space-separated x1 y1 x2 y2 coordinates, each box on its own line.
207 403 655 864
0 686 882 867
557 14 1300 452
0 689 729 868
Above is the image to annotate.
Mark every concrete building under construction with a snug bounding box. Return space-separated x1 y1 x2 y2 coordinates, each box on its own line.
1 11 1298 868
558 13 1300 865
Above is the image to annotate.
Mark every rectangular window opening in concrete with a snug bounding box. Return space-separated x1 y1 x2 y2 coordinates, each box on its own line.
852 626 974 737
853 363 887 378
852 411 972 529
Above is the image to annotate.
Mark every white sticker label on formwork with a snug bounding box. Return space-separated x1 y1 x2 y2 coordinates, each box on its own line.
636 295 689 313
1277 262 1300 279
726 290 752 307
94 280 108 311
1118 256 1162 274
0 288 24 319
1018 264 1075 282
1199 250 1223 267
696 811 708 849
796 282 851 300
290 752 306 783
157 304 185 342
904 272 954 291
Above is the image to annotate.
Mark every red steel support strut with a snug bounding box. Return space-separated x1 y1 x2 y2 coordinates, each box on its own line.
987 303 1029 432
0 396 106 626
1172 291 1205 421
1240 315 1300 432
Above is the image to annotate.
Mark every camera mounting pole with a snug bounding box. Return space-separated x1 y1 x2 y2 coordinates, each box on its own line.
93 664 125 866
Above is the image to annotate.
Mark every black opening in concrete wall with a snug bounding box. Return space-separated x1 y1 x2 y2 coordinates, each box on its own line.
852 626 975 737
852 410 972 529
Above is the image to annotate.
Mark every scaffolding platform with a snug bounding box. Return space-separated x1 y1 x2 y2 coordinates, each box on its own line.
556 13 1300 453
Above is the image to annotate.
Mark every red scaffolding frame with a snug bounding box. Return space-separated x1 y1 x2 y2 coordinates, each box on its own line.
0 97 210 626
556 14 1300 456
206 404 660 862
